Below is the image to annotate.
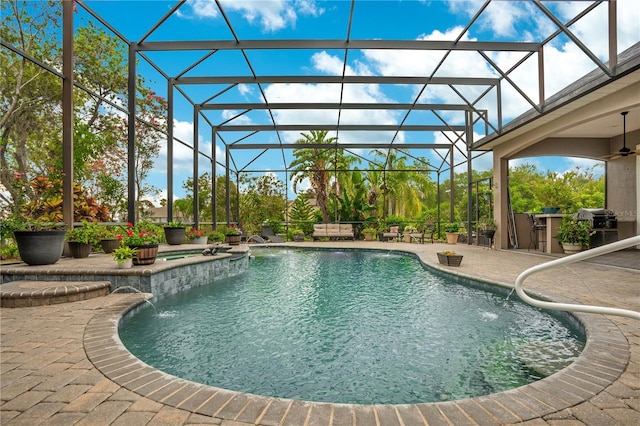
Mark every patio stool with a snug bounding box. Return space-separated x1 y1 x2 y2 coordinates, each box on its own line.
527 213 547 251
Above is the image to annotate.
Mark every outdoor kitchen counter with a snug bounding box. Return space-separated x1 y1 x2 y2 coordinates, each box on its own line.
534 213 567 253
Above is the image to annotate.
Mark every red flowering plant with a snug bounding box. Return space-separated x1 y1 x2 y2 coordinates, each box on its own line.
186 227 205 239
221 225 241 236
117 222 160 247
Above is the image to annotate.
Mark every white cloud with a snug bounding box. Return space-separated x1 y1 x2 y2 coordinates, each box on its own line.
185 0 324 32
185 0 219 18
566 157 605 176
237 84 253 98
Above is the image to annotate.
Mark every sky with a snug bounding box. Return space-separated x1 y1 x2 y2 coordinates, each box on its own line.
74 0 640 202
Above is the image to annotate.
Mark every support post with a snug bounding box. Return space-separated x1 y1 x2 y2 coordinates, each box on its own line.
62 0 74 230
167 79 174 222
212 131 217 229
193 106 199 227
225 147 230 225
127 44 136 224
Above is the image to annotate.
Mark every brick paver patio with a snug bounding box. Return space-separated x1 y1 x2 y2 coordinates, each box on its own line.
1 241 638 425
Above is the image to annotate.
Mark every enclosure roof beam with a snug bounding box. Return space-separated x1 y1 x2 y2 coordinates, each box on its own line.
201 103 472 110
176 76 498 85
217 125 466 132
229 143 452 150
137 39 540 52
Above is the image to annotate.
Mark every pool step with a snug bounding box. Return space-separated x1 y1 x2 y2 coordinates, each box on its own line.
0 280 111 308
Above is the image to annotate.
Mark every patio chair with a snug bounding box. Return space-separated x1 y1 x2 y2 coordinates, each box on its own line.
261 226 284 243
527 213 547 251
382 226 401 242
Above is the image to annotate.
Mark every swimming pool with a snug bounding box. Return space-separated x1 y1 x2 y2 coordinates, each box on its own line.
119 248 585 405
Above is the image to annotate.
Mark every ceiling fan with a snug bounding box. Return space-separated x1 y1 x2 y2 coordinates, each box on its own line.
605 111 637 160
618 111 636 157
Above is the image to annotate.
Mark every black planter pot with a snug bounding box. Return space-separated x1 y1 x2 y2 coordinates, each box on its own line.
68 241 92 258
164 227 186 245
14 230 66 265
100 239 120 254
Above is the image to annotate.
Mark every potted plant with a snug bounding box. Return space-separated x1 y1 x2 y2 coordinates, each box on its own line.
222 226 241 245
2 213 66 266
164 221 186 245
112 245 136 269
187 227 208 244
555 216 594 254
290 227 305 242
444 222 460 244
66 221 101 258
98 226 120 254
117 222 160 265
208 230 225 243
437 250 463 266
362 227 377 241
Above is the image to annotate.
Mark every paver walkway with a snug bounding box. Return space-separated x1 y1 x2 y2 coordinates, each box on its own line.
1 241 638 425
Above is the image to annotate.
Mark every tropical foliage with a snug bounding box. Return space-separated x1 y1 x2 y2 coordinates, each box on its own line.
289 130 341 222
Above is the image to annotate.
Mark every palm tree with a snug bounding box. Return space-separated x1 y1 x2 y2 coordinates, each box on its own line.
289 130 337 223
371 149 432 219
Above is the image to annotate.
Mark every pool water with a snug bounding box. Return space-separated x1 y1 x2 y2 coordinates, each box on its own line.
119 248 585 404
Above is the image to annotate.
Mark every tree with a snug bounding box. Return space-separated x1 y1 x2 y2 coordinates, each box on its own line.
239 173 286 235
179 172 214 223
289 130 337 222
0 1 61 214
371 149 432 219
214 174 238 226
330 170 368 223
289 195 315 235
1 2 166 224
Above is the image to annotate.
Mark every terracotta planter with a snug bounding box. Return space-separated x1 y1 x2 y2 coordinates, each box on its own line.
225 234 241 245
14 230 66 265
100 239 120 254
130 244 159 265
437 252 463 267
68 241 92 258
445 232 459 244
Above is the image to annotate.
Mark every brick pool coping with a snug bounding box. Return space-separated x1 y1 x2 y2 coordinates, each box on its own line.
82 248 631 424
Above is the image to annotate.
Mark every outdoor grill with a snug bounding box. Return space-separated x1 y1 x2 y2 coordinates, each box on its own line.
576 208 617 229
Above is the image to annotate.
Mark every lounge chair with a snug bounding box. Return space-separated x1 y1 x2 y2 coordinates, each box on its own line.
261 226 284 243
382 226 401 242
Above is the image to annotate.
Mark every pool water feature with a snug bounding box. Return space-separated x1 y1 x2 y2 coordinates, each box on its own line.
119 248 585 405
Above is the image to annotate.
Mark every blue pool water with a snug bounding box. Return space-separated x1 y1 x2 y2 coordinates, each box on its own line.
119 248 584 404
